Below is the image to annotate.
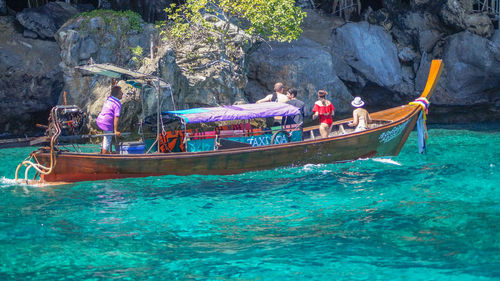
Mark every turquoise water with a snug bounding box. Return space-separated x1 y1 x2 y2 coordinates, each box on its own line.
1 124 499 280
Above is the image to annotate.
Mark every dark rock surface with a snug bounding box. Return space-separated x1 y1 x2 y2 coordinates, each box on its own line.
0 0 6 15
440 32 500 106
331 22 413 100
0 16 63 135
16 1 79 39
440 0 494 38
414 31 500 122
245 38 352 114
245 5 499 121
396 11 447 54
107 0 174 22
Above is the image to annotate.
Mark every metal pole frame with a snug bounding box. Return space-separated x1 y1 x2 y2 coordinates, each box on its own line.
155 79 161 153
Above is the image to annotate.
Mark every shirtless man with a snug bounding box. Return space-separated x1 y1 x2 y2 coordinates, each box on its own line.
256 82 289 103
256 82 289 126
348 97 372 132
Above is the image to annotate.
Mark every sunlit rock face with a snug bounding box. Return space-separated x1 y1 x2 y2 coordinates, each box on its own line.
164 16 254 110
0 16 62 135
55 11 159 133
55 11 254 133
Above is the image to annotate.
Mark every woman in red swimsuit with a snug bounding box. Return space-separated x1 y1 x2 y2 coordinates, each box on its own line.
312 90 335 138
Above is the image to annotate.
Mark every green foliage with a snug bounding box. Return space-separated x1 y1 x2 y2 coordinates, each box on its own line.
131 46 143 64
78 9 143 32
161 0 306 45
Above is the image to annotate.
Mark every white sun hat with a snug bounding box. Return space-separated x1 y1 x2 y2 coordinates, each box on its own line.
351 97 365 107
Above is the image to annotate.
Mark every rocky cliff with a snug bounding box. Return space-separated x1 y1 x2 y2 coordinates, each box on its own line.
0 0 499 136
245 3 499 122
0 16 62 135
55 9 161 134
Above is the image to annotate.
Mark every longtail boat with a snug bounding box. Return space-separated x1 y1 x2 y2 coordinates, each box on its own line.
15 60 444 184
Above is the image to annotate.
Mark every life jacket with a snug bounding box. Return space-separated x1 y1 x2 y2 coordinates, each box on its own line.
158 130 186 153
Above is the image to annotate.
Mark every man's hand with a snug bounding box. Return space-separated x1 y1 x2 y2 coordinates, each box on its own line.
114 131 121 137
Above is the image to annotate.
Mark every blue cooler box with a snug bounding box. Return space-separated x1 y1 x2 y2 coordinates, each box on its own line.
118 141 145 154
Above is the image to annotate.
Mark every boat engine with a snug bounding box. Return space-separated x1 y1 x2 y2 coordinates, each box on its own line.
47 105 87 137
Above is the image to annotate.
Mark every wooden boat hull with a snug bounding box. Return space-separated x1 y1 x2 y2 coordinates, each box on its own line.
35 105 420 183
17 59 443 184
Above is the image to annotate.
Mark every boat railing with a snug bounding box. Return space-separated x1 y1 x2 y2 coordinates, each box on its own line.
304 119 393 140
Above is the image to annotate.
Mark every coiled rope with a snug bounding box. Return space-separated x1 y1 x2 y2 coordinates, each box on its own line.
15 107 61 182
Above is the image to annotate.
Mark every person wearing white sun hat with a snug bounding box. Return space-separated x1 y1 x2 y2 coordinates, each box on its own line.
348 97 372 132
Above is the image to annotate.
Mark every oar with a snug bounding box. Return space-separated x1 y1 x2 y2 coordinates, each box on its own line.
75 132 132 139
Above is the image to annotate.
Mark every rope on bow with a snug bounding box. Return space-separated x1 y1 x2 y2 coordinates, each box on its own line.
409 97 430 121
409 97 430 154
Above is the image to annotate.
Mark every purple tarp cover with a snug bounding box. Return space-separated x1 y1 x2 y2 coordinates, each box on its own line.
165 103 301 124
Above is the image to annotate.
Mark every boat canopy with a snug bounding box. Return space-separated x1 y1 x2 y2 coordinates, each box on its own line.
164 102 301 124
76 63 170 88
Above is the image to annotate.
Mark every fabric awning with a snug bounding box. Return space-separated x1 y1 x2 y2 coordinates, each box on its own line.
164 102 301 124
76 64 170 88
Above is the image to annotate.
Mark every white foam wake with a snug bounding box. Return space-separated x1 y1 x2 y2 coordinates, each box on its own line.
301 164 332 174
0 177 46 187
1 177 19 185
0 176 32 187
371 158 402 166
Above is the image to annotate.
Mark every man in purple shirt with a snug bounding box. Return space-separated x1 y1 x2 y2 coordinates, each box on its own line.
96 85 123 154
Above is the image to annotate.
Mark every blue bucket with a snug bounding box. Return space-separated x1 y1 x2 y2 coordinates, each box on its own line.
118 142 145 154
